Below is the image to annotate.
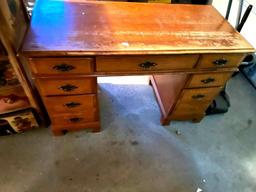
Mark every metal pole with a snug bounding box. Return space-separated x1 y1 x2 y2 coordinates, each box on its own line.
236 0 244 28
225 0 233 20
236 5 253 32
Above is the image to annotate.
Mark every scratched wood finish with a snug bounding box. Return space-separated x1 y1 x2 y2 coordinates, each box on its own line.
22 1 254 56
20 1 255 133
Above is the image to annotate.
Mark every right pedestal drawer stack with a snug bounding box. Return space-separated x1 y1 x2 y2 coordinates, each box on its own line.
151 53 246 125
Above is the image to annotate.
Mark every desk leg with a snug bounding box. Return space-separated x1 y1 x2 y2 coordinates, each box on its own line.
150 74 188 126
161 116 171 126
92 126 101 133
52 129 65 136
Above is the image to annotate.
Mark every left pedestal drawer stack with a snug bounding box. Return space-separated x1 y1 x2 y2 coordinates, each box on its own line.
29 57 100 135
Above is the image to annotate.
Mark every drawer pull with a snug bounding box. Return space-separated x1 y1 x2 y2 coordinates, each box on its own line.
53 64 75 72
138 61 157 69
64 102 81 108
192 94 205 100
69 117 83 123
58 84 78 92
213 58 228 66
201 77 215 84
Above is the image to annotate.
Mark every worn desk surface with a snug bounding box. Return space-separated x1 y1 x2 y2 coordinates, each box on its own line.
22 0 254 56
21 0 255 135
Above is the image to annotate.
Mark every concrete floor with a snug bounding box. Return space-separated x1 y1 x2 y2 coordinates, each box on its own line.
0 74 256 192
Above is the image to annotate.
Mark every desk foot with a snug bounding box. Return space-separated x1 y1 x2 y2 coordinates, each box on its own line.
161 115 204 125
149 79 152 86
192 117 202 123
52 129 65 136
161 117 171 126
92 126 101 133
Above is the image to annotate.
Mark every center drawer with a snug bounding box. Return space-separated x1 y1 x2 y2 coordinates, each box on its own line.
96 55 199 72
36 77 97 96
43 94 97 115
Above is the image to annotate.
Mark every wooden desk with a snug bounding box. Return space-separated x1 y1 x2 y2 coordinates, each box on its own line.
22 0 254 135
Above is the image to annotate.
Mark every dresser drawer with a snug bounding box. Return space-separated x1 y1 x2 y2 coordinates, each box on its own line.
197 54 245 68
171 87 221 119
29 57 94 75
36 77 97 96
43 94 97 115
96 55 199 72
171 102 204 119
186 72 232 88
178 87 222 102
51 111 98 126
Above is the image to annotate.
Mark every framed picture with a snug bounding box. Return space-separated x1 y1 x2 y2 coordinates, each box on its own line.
0 108 39 136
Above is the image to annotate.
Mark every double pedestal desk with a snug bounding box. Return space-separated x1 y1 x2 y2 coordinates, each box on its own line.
22 1 254 135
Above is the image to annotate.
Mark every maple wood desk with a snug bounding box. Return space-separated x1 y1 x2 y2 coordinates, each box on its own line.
22 0 254 135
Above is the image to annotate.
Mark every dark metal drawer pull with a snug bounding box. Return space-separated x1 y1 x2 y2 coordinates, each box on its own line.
64 102 81 108
192 94 205 100
69 117 83 123
58 84 78 92
138 61 157 69
53 64 75 72
201 77 215 84
213 58 228 66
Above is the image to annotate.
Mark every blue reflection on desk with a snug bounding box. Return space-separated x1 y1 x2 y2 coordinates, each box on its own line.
30 0 73 49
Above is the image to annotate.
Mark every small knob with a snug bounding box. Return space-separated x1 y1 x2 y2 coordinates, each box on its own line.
201 77 215 84
192 94 205 100
138 61 157 69
213 58 228 66
69 117 83 122
63 102 81 108
53 64 75 72
58 84 78 92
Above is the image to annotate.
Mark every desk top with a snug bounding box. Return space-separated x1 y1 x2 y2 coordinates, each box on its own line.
22 0 254 56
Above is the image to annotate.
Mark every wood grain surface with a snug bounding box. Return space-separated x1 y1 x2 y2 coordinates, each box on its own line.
22 1 254 56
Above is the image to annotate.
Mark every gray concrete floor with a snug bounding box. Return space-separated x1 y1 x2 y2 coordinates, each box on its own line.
0 74 256 192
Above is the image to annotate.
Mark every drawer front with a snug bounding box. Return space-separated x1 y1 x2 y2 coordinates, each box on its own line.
179 87 222 102
197 54 245 68
171 102 206 119
52 121 100 133
186 72 232 88
51 111 98 126
29 57 94 75
43 94 97 115
36 78 97 96
96 55 199 72
172 87 221 117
